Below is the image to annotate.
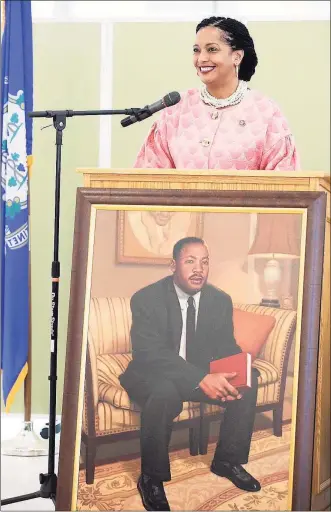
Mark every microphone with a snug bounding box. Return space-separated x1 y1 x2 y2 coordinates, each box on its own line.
121 91 181 127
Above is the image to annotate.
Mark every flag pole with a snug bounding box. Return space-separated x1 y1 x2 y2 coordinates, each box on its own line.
24 174 32 423
23 317 32 421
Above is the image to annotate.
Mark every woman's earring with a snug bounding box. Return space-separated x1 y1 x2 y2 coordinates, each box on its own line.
235 64 239 77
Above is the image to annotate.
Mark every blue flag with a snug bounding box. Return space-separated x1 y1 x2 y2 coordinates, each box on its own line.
1 0 33 411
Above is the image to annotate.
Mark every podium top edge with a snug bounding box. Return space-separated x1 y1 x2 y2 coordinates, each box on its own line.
77 168 330 180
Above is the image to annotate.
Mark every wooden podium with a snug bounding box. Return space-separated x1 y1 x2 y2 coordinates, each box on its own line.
78 169 330 510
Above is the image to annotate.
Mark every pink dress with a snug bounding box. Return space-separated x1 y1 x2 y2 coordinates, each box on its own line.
134 88 300 170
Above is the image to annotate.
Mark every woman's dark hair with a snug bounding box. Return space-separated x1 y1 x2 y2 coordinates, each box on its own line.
196 16 258 81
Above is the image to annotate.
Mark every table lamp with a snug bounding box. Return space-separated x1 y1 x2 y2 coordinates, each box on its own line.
248 213 301 308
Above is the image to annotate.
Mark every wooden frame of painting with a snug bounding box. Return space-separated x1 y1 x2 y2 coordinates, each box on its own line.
56 187 326 512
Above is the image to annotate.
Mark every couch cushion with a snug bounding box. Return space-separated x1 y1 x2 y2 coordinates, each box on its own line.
233 308 276 359
97 353 202 418
95 399 203 434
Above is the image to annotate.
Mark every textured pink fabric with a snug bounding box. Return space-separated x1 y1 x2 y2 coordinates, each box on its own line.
134 88 300 170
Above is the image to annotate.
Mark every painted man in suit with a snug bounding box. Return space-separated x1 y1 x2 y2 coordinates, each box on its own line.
119 237 260 511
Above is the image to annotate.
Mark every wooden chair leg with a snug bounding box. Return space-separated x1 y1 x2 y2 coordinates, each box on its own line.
85 440 97 484
199 415 210 455
189 422 199 456
273 404 283 437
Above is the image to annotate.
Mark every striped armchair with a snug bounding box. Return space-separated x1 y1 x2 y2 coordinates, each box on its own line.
82 297 296 484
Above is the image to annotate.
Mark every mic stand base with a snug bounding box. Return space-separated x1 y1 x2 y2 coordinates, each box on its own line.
1 473 57 506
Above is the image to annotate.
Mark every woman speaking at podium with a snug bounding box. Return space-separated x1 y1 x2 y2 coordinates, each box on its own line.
134 16 299 171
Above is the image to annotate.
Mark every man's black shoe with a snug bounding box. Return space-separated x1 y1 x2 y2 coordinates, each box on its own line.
137 473 171 511
211 460 261 492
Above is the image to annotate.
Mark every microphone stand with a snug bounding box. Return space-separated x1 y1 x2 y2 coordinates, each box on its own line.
1 107 145 508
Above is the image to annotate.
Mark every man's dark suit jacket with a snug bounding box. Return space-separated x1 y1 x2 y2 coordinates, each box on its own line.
119 276 242 396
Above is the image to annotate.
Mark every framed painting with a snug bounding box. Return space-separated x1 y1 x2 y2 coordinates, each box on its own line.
116 210 204 264
56 187 326 512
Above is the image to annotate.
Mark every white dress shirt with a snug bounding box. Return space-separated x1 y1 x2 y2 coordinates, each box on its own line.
174 283 201 360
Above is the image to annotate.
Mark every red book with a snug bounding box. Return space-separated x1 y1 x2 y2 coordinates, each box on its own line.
210 352 252 389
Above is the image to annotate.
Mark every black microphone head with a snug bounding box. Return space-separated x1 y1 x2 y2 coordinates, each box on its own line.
163 91 181 108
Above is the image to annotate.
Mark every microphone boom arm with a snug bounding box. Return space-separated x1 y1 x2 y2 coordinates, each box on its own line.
28 108 143 118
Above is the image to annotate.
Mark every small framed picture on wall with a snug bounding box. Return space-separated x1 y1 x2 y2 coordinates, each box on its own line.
116 210 204 264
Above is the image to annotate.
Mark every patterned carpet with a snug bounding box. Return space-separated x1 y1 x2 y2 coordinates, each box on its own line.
77 424 291 511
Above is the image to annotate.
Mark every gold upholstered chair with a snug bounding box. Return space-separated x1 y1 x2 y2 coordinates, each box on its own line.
82 297 296 484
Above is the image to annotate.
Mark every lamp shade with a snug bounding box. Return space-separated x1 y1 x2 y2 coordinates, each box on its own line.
248 213 301 258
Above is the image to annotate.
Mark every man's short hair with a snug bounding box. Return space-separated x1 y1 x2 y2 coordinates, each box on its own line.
172 237 206 260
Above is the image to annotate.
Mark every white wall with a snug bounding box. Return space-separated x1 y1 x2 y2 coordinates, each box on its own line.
32 0 330 22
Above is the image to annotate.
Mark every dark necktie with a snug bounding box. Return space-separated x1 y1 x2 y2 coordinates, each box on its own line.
186 296 196 363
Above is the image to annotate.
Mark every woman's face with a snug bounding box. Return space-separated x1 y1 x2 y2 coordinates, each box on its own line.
193 26 242 87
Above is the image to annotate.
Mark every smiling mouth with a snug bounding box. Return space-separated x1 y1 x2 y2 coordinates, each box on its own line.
199 66 216 74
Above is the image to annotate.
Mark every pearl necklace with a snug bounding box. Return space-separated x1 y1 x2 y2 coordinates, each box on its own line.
200 80 248 109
